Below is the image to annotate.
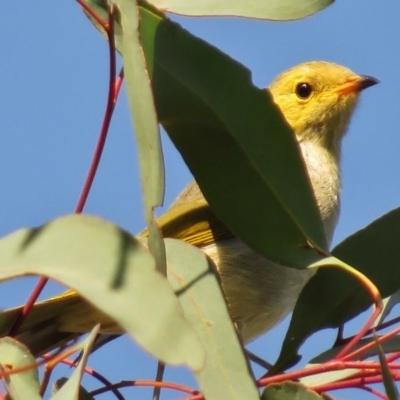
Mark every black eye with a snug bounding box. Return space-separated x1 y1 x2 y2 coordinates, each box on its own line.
295 82 313 98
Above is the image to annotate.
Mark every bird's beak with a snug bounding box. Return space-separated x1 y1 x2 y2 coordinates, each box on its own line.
335 74 379 95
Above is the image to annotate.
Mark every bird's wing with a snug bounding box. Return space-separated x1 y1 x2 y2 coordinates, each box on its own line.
139 180 235 247
141 199 235 248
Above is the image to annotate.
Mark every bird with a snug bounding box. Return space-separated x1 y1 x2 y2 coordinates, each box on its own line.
0 61 378 354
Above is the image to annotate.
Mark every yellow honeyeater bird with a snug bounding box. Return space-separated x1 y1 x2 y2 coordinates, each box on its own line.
0 61 378 355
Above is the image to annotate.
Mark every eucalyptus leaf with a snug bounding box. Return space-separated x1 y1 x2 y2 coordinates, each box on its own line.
145 7 327 266
378 290 400 325
0 214 204 370
375 335 400 400
261 381 333 400
165 238 259 400
111 0 166 274
274 208 400 372
53 378 94 400
0 337 41 400
300 367 359 388
51 326 99 400
147 0 333 21
83 0 327 268
310 336 400 365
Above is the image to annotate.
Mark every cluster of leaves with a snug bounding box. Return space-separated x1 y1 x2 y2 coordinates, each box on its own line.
0 0 400 399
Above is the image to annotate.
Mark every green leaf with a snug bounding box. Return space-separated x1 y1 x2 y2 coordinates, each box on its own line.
310 336 400 364
0 215 204 370
378 289 400 325
111 0 166 274
147 0 333 21
53 378 95 400
261 381 333 400
165 238 259 400
50 326 99 400
375 334 399 400
83 0 327 268
141 5 327 267
304 335 400 392
0 337 41 400
274 208 400 372
300 367 359 388
331 207 400 320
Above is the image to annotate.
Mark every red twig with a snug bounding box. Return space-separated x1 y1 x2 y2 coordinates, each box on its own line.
89 379 200 397
360 386 388 400
8 2 122 337
312 371 400 393
77 0 109 30
41 354 125 400
75 5 117 213
342 325 400 362
8 277 49 336
0 353 49 380
182 395 204 400
257 359 399 390
371 315 400 335
334 315 400 349
333 282 382 361
387 352 400 363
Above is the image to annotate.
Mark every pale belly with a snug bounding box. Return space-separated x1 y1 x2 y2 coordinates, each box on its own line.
202 238 316 342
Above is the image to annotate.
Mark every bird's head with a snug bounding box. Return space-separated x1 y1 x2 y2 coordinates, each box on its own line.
269 61 378 155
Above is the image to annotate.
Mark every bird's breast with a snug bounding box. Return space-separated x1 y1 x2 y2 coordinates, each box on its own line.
299 141 341 245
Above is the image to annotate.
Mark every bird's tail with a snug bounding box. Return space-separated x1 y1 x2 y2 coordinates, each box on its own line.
0 197 226 356
0 291 91 356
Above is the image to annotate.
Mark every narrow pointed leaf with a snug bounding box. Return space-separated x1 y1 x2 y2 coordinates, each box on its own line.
144 7 327 266
165 238 259 400
300 367 359 388
311 336 400 364
147 0 333 21
51 325 99 400
378 289 400 325
111 0 166 273
375 334 399 400
53 378 94 400
275 208 400 371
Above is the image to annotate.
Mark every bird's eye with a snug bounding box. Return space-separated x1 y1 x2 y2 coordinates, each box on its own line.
295 82 313 98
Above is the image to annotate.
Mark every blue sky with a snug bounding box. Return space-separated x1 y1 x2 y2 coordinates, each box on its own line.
0 1 398 399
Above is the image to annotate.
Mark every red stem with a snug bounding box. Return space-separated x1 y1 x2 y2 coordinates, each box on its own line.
360 386 388 400
342 325 400 362
89 379 200 397
333 297 382 360
387 352 400 363
77 0 109 30
8 277 49 336
8 3 120 337
75 6 117 213
257 358 399 389
41 354 125 400
312 371 400 393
